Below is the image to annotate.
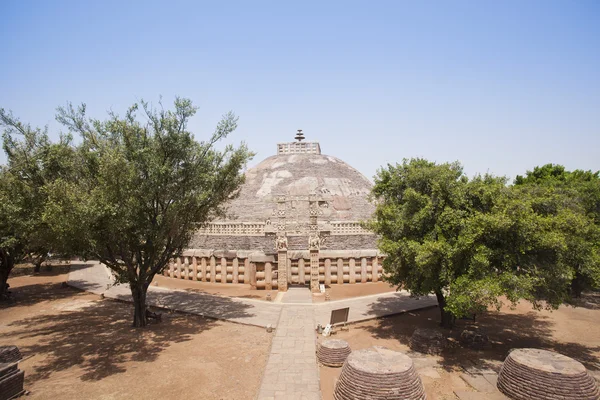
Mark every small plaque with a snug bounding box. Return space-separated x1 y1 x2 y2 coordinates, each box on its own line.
330 307 350 326
320 284 326 293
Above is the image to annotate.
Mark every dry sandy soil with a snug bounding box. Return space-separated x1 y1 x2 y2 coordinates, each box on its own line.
0 272 272 400
319 297 600 400
154 274 396 302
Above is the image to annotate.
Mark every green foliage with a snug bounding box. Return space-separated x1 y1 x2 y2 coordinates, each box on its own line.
43 98 253 326
514 163 600 296
370 159 600 327
0 109 75 298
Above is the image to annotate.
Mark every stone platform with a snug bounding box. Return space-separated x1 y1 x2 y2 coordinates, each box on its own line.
334 346 426 400
317 339 351 367
497 348 599 400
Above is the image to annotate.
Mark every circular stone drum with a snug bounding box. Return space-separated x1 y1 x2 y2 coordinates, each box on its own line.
334 346 426 400
497 348 599 400
317 339 351 367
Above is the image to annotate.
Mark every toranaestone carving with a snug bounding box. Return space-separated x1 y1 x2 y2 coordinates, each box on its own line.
308 233 321 250
276 235 288 250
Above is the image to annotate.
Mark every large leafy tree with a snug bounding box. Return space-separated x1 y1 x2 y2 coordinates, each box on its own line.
44 98 252 327
514 164 600 297
0 110 75 299
370 158 599 328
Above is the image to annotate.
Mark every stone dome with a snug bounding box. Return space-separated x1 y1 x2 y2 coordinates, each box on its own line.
189 135 378 253
176 133 384 292
225 152 375 222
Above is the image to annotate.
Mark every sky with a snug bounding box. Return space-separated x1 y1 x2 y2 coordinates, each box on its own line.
1 0 599 181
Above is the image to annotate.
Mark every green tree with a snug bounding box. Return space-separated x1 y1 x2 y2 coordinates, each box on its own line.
44 98 252 327
369 158 599 328
514 164 600 297
369 159 498 327
0 110 75 299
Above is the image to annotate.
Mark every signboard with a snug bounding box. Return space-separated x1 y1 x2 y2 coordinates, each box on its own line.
329 307 350 326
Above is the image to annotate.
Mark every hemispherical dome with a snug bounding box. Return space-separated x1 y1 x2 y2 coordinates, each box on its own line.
225 152 375 222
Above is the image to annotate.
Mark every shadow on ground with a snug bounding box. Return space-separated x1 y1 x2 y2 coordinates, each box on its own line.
1 272 257 383
362 298 600 372
0 275 78 309
4 298 218 382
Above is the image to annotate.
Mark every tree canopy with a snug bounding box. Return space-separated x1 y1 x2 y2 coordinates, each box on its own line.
370 159 600 327
0 109 75 299
42 98 253 326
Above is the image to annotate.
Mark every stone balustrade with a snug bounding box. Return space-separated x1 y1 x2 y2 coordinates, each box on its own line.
163 249 385 290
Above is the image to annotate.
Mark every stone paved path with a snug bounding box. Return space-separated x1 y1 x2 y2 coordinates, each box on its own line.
281 287 313 304
257 306 320 400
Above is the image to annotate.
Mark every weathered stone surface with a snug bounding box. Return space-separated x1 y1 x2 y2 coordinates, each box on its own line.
334 346 426 400
410 328 448 355
0 346 21 364
317 339 351 367
497 348 600 400
0 362 25 400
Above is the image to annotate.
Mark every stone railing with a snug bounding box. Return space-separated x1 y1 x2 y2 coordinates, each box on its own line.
195 221 374 237
163 249 385 290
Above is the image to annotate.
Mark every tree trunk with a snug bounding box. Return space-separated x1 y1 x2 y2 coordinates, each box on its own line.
33 254 47 274
0 250 14 301
571 271 584 298
435 290 455 328
131 282 149 328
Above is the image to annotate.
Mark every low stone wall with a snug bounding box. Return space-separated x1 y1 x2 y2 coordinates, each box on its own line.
163 249 385 290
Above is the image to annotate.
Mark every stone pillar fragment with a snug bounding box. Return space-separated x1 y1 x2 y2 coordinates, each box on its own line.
361 257 367 283
192 257 198 281
372 257 378 282
232 258 239 284
184 257 190 280
337 258 344 285
298 258 305 285
278 250 288 291
176 257 182 279
324 258 332 285
349 258 356 284
265 262 272 290
210 256 216 283
201 257 207 282
221 258 227 283
244 258 250 284
310 249 320 293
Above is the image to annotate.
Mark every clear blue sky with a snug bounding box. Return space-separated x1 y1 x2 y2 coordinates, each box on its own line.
1 0 599 180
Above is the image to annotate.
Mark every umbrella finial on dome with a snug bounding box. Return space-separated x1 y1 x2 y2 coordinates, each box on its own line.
295 129 305 142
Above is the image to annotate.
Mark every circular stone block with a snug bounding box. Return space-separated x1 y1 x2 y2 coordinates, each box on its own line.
497 348 599 400
333 346 426 400
409 328 447 355
317 339 351 367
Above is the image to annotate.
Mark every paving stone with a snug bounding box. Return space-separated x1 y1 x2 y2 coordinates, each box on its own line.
454 390 509 400
460 373 498 393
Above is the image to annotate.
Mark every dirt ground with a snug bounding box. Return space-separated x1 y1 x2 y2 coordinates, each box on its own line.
154 274 396 302
0 272 272 400
319 296 600 400
153 274 270 300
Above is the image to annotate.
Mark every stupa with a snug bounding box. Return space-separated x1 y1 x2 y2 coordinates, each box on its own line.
164 131 383 292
